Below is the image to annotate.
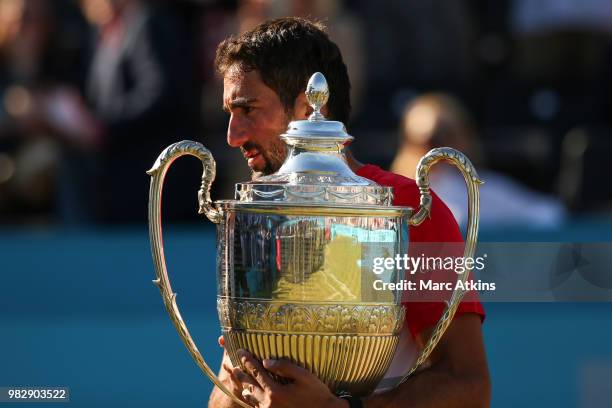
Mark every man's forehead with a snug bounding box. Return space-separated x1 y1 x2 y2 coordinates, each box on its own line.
224 66 255 89
224 63 251 82
222 67 271 102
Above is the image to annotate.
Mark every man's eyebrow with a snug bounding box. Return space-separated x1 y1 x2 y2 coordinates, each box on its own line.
223 97 258 112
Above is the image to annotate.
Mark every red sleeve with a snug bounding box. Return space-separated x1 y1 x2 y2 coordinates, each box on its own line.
356 164 485 338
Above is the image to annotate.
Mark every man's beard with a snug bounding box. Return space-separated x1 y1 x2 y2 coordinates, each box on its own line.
242 139 287 180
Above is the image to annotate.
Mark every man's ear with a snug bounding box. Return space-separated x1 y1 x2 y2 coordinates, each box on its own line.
293 92 310 120
292 92 329 120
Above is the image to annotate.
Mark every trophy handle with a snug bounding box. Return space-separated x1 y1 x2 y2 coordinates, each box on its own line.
400 147 483 383
147 140 251 408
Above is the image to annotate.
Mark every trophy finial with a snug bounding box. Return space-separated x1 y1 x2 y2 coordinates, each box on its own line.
306 72 329 121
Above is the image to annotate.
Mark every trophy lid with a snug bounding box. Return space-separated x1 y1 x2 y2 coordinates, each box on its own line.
235 73 393 205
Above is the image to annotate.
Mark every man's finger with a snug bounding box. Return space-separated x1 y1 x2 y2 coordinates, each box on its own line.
241 386 264 407
238 349 276 392
226 365 261 399
233 367 265 406
232 367 256 386
263 358 316 384
222 361 235 376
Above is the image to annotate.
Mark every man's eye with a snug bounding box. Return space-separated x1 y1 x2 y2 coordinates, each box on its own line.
241 106 253 114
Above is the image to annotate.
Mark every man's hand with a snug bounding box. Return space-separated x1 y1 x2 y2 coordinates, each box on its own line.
208 337 249 408
208 337 347 408
231 349 347 408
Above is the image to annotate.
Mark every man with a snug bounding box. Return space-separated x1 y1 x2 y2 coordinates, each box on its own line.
209 17 490 408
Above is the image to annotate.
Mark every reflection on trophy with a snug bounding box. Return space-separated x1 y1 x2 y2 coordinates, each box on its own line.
148 73 481 406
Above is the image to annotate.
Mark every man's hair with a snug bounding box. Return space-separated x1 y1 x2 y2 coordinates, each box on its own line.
215 17 351 124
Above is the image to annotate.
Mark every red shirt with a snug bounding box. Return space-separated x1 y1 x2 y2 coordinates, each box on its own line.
356 164 485 337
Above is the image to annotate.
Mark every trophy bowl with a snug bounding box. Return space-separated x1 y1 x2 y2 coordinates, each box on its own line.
215 200 410 396
148 73 481 406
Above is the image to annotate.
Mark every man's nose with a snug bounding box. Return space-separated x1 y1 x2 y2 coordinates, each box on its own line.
227 115 249 148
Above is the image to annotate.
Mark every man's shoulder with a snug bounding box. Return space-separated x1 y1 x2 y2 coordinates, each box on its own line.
355 164 420 208
356 164 462 243
356 164 415 186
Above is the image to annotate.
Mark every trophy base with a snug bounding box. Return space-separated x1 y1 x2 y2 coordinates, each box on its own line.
222 329 399 396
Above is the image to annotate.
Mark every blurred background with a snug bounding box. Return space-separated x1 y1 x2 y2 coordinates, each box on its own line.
1 0 611 407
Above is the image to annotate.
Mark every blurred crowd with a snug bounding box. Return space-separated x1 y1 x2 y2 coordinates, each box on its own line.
0 0 611 227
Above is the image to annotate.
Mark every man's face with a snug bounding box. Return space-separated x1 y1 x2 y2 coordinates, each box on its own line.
223 66 289 177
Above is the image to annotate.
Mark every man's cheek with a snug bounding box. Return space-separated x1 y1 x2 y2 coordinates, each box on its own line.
269 141 288 168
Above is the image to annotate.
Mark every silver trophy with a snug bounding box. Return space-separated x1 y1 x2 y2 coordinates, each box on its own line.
148 73 482 407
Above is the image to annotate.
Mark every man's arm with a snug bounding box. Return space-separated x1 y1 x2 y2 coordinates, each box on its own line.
363 313 491 407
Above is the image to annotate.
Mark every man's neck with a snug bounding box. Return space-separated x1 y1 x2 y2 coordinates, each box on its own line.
345 149 365 173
